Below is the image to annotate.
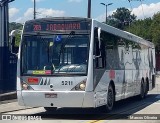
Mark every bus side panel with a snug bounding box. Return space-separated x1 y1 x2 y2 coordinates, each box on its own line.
149 48 156 89
82 92 95 107
124 44 134 98
17 90 25 106
94 91 108 107
17 59 25 106
94 70 125 107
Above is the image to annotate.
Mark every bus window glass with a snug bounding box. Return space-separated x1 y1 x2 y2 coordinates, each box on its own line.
99 31 125 70
21 34 90 75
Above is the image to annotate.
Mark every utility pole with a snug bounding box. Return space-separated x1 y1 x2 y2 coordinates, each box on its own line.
87 0 91 18
0 0 14 93
34 0 36 19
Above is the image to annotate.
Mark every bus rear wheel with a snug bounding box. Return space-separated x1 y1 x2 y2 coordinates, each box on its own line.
139 81 145 99
144 81 149 97
44 107 57 112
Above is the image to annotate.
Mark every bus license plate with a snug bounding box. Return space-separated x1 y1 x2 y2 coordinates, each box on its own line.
45 93 57 98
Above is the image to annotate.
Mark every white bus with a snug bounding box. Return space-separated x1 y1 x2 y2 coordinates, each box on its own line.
15 17 156 112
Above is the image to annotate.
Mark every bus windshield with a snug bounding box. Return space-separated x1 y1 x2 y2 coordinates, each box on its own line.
21 33 90 75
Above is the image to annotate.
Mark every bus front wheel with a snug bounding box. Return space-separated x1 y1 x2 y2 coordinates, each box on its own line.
106 84 115 112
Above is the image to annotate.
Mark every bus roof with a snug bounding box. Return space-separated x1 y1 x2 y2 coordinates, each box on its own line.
25 17 92 23
93 19 154 48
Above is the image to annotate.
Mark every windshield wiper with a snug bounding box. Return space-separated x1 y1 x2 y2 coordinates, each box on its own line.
59 31 75 64
60 31 75 50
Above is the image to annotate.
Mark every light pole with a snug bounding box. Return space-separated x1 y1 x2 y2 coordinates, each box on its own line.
34 0 36 19
87 0 91 18
100 2 113 23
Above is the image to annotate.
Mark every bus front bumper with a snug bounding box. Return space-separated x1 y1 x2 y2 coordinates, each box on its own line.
17 90 95 108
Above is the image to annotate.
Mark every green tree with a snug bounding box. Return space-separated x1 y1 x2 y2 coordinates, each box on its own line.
15 34 21 47
9 22 23 47
126 12 160 47
9 22 23 32
126 18 152 41
150 12 160 46
107 7 136 29
107 16 121 28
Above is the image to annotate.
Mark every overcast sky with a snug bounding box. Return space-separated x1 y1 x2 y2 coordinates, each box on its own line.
9 0 160 23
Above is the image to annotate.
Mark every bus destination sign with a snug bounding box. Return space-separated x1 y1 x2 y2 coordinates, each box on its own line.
34 23 81 31
24 20 91 32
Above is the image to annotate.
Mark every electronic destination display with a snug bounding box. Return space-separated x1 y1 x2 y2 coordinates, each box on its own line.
24 19 91 32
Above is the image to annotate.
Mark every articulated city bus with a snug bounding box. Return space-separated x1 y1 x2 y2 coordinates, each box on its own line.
16 17 156 112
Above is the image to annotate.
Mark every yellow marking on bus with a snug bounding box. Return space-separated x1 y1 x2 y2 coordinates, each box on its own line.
33 70 45 74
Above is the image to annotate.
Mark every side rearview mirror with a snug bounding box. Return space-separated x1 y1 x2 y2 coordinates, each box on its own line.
11 35 16 53
10 30 22 55
94 27 102 58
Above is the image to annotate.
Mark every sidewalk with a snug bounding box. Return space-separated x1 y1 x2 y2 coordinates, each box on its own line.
0 101 33 113
152 75 160 94
0 92 36 113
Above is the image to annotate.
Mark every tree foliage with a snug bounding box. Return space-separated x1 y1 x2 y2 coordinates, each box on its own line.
126 18 152 40
126 12 160 46
15 34 21 47
107 7 136 29
150 12 160 46
9 22 23 47
9 22 23 32
107 7 160 47
113 7 136 23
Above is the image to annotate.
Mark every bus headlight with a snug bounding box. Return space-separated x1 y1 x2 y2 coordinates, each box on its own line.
71 79 86 91
79 83 86 90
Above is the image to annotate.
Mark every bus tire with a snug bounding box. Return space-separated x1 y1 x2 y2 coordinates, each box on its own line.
44 107 57 112
144 79 149 97
139 80 145 99
106 84 115 112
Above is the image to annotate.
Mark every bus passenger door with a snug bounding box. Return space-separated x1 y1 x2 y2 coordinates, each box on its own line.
93 28 106 91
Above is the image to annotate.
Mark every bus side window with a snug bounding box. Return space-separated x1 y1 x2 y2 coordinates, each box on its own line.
104 32 124 70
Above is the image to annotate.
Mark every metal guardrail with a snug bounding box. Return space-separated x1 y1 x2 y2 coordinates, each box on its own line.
0 91 17 101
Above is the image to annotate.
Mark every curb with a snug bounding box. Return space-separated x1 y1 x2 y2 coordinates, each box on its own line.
0 91 17 101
